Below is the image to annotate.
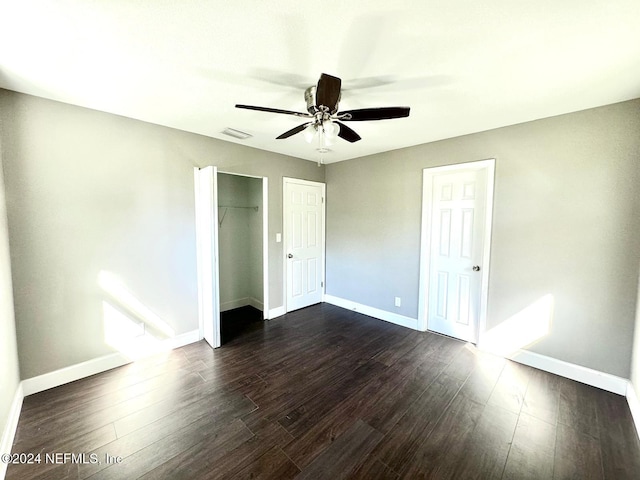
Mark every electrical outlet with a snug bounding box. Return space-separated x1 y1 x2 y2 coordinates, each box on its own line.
394 297 401 307
276 233 281 242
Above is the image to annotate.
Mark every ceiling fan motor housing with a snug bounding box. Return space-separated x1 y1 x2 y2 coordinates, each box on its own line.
305 85 342 116
304 86 316 114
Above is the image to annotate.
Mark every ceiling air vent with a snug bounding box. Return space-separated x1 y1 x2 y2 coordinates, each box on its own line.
222 128 252 140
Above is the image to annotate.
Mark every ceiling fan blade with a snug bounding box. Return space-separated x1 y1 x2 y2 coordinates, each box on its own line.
235 104 311 118
338 107 410 121
276 122 312 139
335 122 361 143
316 73 342 113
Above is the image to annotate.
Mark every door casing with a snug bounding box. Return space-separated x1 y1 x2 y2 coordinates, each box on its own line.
195 167 269 349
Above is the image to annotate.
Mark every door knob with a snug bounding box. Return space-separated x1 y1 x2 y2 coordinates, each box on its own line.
287 253 293 259
472 265 481 272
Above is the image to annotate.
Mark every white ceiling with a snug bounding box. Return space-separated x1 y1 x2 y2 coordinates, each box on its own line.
1 1 639 163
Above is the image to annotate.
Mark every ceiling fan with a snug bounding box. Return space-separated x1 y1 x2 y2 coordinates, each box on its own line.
235 73 410 147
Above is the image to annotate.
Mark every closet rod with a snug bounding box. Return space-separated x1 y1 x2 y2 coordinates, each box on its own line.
218 205 259 210
218 205 259 228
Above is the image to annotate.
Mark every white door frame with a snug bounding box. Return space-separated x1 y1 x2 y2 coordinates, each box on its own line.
195 168 270 350
218 171 270 319
282 177 326 313
194 166 221 348
417 159 495 343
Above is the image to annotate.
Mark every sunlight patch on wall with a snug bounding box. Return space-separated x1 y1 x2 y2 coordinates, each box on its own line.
102 301 165 360
99 270 175 360
479 294 554 357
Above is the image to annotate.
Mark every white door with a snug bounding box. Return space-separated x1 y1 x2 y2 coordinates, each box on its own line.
418 160 495 343
284 178 325 312
194 166 220 348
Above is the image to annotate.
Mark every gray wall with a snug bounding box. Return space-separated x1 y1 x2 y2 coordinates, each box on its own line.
218 173 263 310
0 89 323 379
0 134 21 452
326 99 640 378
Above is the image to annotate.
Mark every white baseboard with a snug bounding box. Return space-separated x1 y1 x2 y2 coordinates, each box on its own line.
627 383 640 441
221 297 264 313
21 329 199 397
506 348 628 395
268 306 285 320
0 383 23 479
247 297 264 312
323 295 419 330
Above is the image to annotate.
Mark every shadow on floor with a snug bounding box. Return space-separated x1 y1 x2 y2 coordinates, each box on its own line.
221 305 264 344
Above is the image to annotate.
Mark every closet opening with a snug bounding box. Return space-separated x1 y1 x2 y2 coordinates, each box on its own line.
217 172 268 344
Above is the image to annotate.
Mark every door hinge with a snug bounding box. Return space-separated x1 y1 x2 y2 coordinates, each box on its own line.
322 197 324 203
321 281 324 288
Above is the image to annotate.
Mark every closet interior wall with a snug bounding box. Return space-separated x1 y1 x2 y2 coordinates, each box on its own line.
217 173 263 313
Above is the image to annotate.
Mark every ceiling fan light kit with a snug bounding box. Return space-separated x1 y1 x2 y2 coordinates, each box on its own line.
235 73 410 155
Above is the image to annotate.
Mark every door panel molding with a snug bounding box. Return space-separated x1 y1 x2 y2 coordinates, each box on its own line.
418 159 495 343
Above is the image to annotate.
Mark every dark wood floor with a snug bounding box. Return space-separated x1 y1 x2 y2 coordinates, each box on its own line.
221 305 264 345
8 303 640 479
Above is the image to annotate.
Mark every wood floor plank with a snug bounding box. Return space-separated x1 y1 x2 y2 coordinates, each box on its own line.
429 334 466 364
19 462 79 480
294 420 384 480
372 373 466 473
196 419 295 480
15 371 205 447
239 335 354 401
361 356 447 434
78 392 256 478
229 446 300 480
487 361 532 414
135 420 278 480
553 423 603 480
398 393 486 479
557 378 600 439
112 379 253 438
345 455 399 480
372 331 428 367
241 328 401 430
7 424 116 480
502 413 556 480
441 345 481 381
456 349 506 405
452 403 519 479
89 418 253 480
282 355 444 469
277 360 388 437
521 367 561 425
595 390 640 479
